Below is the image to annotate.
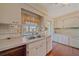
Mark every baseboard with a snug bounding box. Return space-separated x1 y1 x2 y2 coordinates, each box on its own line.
52 41 79 50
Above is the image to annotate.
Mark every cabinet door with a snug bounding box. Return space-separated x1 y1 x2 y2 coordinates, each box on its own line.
0 4 21 24
28 47 37 56
53 34 60 42
37 39 46 56
27 39 46 56
59 35 69 45
28 45 46 56
54 34 69 45
54 19 64 28
69 37 79 48
46 37 52 53
27 44 36 56
63 17 79 28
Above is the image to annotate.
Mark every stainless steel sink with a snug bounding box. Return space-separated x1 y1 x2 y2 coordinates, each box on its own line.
36 35 41 38
28 35 41 39
28 36 36 39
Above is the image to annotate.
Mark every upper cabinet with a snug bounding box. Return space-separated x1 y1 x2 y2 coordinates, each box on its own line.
0 4 21 24
54 19 64 28
54 12 79 28
63 17 79 28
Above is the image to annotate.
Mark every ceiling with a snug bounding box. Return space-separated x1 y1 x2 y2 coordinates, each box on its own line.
38 3 79 18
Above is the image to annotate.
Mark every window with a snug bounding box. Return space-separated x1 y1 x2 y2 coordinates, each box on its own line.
21 9 41 36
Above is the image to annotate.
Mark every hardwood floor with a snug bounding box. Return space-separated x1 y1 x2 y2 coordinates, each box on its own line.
47 41 79 56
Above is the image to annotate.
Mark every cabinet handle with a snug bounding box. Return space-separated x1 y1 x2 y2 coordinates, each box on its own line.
6 37 11 40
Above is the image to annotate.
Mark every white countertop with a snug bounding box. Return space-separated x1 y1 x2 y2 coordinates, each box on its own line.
23 36 45 44
0 37 26 51
0 36 45 51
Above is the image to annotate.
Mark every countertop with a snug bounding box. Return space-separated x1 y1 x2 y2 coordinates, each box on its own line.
0 36 46 52
0 37 25 51
23 36 45 44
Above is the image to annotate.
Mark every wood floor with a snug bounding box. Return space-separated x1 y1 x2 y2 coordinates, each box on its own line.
47 41 79 56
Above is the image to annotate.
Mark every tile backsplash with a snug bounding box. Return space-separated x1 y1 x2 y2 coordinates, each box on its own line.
0 24 20 39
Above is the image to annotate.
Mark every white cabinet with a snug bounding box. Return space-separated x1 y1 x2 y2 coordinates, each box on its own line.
63 17 79 28
53 34 69 45
36 40 46 56
0 4 21 24
54 19 64 28
46 37 52 53
55 16 79 28
69 37 79 48
63 36 69 45
27 39 46 56
59 35 69 45
27 47 37 56
54 34 79 48
53 34 60 42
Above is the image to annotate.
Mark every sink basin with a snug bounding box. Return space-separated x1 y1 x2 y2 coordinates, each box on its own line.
23 34 42 40
28 36 36 39
28 35 41 39
36 35 41 38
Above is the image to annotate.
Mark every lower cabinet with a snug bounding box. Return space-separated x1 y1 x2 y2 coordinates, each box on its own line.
54 34 79 48
69 37 79 48
27 39 46 56
53 34 69 46
53 34 60 42
0 45 26 56
28 47 37 56
46 36 52 53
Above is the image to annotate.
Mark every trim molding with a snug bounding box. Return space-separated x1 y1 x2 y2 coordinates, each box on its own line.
52 41 79 50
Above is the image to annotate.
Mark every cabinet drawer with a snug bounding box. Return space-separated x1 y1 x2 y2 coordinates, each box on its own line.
27 39 44 49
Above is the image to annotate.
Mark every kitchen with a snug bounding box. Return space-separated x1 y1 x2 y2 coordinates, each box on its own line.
0 3 79 56
0 3 53 56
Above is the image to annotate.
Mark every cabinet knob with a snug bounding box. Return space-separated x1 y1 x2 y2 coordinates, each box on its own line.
6 37 11 40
